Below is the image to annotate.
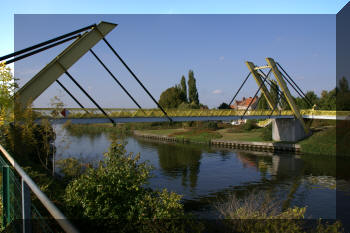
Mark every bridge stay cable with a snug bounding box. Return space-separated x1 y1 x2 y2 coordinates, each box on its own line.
240 69 270 120
276 62 313 107
3 35 81 65
281 72 313 108
89 49 145 114
101 38 172 122
0 24 95 62
64 71 115 124
257 69 287 117
55 80 90 114
258 69 289 106
268 92 285 118
228 72 251 106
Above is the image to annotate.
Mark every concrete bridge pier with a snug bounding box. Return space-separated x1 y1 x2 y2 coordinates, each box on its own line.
272 118 309 142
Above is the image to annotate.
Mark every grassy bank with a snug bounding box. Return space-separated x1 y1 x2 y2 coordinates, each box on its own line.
299 126 336 156
136 123 268 144
135 120 337 156
65 120 337 156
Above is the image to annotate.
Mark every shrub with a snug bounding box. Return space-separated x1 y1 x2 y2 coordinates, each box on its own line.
64 140 188 232
261 124 272 141
243 119 258 131
215 191 344 233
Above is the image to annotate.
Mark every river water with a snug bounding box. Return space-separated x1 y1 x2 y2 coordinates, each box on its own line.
53 125 348 220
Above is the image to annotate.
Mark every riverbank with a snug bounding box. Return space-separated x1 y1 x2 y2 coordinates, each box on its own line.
63 120 336 156
134 125 336 155
133 129 301 152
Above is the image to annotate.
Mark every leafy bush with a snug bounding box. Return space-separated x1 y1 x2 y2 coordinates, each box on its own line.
215 191 344 233
56 158 87 181
64 140 188 232
243 120 258 131
261 124 272 141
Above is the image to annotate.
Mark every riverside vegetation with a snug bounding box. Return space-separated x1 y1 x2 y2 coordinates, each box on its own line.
0 63 345 232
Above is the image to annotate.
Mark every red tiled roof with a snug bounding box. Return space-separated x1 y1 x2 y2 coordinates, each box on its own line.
230 97 258 109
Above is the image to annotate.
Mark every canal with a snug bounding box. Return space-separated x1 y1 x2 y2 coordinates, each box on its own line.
53 124 346 221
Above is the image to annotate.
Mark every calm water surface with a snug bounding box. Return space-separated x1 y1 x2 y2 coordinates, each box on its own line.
53 125 346 220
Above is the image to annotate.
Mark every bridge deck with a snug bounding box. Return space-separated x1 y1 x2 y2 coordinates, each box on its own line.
33 109 348 124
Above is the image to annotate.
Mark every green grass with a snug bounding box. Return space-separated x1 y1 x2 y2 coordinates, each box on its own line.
299 126 336 156
217 127 269 142
138 128 187 136
170 128 222 143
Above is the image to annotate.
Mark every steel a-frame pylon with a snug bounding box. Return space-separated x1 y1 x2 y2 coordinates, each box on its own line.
245 58 309 135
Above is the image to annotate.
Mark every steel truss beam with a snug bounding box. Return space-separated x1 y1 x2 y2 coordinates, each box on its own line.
245 61 276 110
265 57 309 134
15 21 117 108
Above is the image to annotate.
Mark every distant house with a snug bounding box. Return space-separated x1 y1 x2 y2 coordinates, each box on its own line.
230 97 259 110
230 97 258 125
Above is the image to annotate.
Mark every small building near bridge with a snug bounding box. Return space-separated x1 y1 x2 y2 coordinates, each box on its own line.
230 97 259 125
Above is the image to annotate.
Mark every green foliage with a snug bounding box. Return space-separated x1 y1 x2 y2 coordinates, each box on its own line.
159 86 186 109
215 191 344 233
257 93 268 110
187 70 199 105
218 102 230 109
319 89 336 110
338 76 349 93
270 80 279 107
206 121 219 130
64 141 187 231
295 91 319 109
0 63 17 121
56 158 87 181
261 124 272 141
49 96 65 117
243 119 258 131
180 75 187 102
171 128 222 143
336 77 350 110
299 126 336 156
178 102 192 109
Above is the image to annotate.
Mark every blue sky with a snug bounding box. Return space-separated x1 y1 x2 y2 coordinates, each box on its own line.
2 1 348 108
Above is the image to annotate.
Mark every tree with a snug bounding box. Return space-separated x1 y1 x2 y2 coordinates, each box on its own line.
270 80 279 108
295 91 319 109
218 102 230 109
319 89 336 110
0 63 17 126
159 86 186 109
64 141 186 231
336 77 350 110
187 70 199 106
257 93 268 110
180 75 187 102
338 76 349 93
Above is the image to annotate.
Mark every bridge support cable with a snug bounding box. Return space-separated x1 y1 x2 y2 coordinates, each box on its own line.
89 49 145 114
0 24 95 62
264 78 288 105
101 38 172 122
276 62 313 106
228 72 251 106
15 22 117 108
271 65 312 108
268 92 286 118
281 72 313 108
4 35 81 65
240 70 270 120
64 71 115 124
262 63 312 108
258 69 289 108
246 62 276 110
55 80 90 114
